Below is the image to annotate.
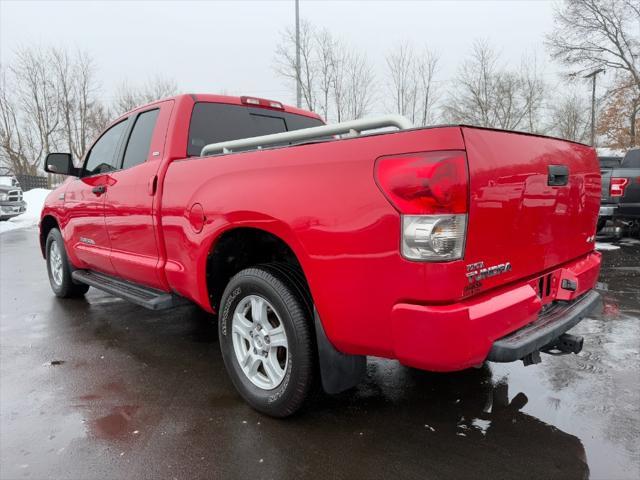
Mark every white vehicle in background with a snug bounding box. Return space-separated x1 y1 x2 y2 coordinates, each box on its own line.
0 171 27 221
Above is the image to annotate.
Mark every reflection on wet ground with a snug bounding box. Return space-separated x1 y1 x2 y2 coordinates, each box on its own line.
1 229 638 480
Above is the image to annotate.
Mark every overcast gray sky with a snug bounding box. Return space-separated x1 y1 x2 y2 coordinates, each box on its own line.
1 0 570 113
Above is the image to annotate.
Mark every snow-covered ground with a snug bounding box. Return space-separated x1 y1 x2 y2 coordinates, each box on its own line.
0 189 51 234
595 242 621 251
596 147 627 157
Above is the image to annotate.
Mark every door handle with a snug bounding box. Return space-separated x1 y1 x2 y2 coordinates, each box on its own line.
548 165 569 186
92 185 106 195
148 175 158 196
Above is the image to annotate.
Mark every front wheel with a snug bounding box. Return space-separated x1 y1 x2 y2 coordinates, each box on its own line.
46 228 89 298
218 267 314 417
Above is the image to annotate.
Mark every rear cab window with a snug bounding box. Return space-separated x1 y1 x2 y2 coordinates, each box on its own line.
621 149 640 169
188 103 324 156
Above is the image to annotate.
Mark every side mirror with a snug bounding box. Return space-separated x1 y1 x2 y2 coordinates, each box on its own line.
44 153 78 176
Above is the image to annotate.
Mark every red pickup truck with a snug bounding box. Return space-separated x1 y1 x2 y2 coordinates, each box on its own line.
41 94 601 417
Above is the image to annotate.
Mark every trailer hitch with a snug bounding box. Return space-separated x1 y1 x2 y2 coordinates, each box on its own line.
521 333 584 366
542 333 584 355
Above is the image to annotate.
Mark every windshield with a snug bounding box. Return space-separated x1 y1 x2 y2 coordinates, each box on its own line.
0 176 14 187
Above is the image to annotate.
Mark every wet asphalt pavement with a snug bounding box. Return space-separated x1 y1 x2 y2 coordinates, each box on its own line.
1 228 639 480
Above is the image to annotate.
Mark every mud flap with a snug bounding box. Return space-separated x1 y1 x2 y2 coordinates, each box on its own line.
314 308 366 394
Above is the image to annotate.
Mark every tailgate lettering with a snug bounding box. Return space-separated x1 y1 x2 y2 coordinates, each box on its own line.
466 261 512 284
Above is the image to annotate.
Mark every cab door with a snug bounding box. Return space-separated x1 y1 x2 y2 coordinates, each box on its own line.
64 119 129 274
103 101 174 289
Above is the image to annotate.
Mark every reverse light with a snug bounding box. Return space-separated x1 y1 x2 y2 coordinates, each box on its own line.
374 150 469 262
610 177 629 197
402 214 467 260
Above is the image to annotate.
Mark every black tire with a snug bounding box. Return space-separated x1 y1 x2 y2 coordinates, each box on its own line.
45 228 90 298
218 267 314 417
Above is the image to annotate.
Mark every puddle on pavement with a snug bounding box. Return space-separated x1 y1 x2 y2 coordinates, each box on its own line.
91 405 140 440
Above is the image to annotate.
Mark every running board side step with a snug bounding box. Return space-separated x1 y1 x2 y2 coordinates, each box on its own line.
72 270 188 310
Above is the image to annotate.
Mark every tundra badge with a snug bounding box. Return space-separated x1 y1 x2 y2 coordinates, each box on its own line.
466 261 512 284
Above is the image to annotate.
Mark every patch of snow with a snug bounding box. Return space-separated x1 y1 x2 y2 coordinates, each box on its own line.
619 237 640 245
0 219 20 234
471 418 491 436
595 242 621 251
0 188 51 234
596 147 626 157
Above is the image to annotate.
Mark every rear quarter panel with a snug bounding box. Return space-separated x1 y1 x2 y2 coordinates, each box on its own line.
160 127 465 357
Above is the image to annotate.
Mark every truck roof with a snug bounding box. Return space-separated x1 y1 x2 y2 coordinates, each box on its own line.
117 93 323 123
621 148 640 168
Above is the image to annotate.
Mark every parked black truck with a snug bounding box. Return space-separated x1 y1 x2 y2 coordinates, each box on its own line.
599 148 640 232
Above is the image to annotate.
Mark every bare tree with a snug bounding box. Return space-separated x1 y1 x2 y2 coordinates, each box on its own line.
0 68 39 174
547 0 639 88
1 46 118 174
274 20 375 123
519 55 546 133
386 43 417 121
11 47 60 167
444 40 498 127
113 76 179 115
1 45 177 175
330 44 349 123
443 40 546 132
274 19 317 112
385 43 440 125
547 0 640 144
345 52 375 120
315 28 337 121
415 48 440 126
549 92 590 142
51 48 107 161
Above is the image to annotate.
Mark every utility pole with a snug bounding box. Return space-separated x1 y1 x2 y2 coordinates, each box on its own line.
584 68 605 146
295 0 301 108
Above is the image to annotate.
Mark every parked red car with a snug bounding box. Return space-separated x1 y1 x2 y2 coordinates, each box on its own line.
40 94 601 416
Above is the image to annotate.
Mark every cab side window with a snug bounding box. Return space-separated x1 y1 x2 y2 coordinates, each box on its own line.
122 109 160 170
84 120 128 176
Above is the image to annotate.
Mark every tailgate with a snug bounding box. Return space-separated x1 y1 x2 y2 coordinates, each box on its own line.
461 127 600 290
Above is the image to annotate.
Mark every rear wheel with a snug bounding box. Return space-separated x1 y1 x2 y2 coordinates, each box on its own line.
218 267 314 417
596 218 607 233
46 228 89 298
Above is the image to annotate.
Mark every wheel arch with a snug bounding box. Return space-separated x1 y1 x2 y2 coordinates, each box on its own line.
204 224 366 395
205 226 311 312
39 215 60 258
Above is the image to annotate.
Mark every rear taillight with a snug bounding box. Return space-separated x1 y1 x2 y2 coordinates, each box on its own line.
375 151 469 261
375 151 468 214
610 177 629 197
